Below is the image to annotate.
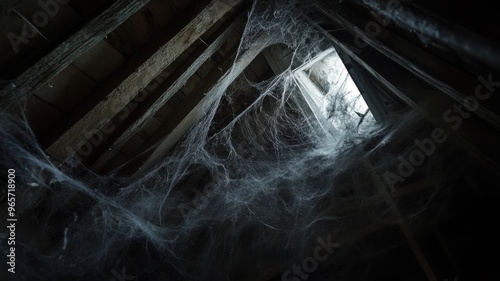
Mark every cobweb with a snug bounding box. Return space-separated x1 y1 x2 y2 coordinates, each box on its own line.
0 0 463 280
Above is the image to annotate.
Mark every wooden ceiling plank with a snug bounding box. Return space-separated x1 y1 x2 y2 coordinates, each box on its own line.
0 0 152 110
46 0 242 163
90 7 245 171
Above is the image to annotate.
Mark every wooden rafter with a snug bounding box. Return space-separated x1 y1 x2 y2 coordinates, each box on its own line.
0 0 152 109
45 0 242 162
139 33 269 172
90 12 246 171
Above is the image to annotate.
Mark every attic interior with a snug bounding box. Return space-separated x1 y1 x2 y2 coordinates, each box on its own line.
1 0 500 280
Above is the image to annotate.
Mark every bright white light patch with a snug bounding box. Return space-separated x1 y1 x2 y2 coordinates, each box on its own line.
293 48 374 134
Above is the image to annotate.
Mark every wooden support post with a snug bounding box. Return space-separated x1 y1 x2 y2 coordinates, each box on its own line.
45 0 241 163
0 0 152 109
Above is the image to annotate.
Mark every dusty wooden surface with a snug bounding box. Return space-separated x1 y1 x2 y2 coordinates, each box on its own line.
45 0 241 162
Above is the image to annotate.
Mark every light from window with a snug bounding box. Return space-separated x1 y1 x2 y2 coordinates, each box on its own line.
293 48 374 135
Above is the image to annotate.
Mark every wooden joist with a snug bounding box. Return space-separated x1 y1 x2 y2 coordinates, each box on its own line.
90 13 246 172
0 0 152 110
139 34 269 172
45 0 242 163
114 37 242 175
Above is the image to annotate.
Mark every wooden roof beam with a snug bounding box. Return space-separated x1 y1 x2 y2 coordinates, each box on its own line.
90 11 247 171
45 0 242 163
138 34 269 173
0 0 152 110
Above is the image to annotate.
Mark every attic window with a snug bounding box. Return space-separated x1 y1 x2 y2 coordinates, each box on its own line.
293 48 374 133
